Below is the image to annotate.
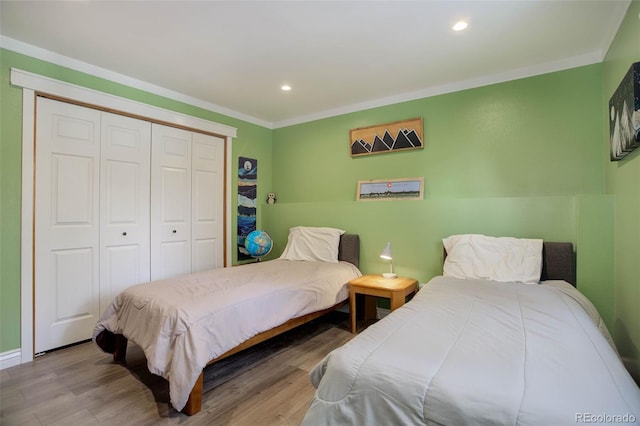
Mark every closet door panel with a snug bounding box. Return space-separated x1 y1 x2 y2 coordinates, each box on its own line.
52 249 94 318
192 169 217 272
159 241 191 279
192 133 225 272
52 154 95 227
151 124 192 280
100 112 151 311
35 98 101 353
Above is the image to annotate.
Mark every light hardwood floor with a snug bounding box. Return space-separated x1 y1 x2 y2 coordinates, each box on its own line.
0 312 354 426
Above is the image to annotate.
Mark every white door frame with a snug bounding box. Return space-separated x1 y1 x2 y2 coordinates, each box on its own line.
12 68 237 364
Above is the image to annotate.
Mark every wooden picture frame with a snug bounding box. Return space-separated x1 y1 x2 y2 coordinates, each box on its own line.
356 177 424 201
350 117 423 157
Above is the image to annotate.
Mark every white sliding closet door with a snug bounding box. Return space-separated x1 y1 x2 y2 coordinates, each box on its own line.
32 96 226 354
151 124 193 280
150 125 225 279
192 133 225 272
35 98 101 353
99 113 151 312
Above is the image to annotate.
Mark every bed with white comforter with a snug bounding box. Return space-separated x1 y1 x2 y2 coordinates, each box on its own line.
304 276 639 425
94 257 361 412
303 235 640 425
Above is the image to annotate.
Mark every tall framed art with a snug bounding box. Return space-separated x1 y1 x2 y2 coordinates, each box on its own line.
237 157 257 260
609 61 640 161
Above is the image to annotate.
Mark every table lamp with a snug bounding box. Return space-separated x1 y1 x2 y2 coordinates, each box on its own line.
380 242 397 279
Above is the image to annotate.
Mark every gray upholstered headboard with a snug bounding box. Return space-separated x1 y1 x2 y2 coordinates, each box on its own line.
442 241 576 286
540 242 575 286
338 234 360 268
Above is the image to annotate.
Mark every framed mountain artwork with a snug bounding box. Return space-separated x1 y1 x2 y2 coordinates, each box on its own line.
350 118 424 157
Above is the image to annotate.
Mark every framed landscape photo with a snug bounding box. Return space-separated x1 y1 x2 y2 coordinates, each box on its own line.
356 177 424 201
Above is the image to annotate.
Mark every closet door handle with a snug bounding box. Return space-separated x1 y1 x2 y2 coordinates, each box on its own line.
122 232 127 236
172 229 177 234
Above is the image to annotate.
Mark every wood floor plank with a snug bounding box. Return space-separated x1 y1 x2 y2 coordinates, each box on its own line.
227 368 317 425
30 391 91 425
0 408 42 426
0 312 353 425
47 409 99 426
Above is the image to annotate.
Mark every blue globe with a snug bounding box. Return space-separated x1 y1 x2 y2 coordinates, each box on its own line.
244 230 273 259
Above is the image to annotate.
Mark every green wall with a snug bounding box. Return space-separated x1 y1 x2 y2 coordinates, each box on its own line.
603 0 640 379
272 68 605 202
2 5 636 379
269 64 615 330
0 48 272 353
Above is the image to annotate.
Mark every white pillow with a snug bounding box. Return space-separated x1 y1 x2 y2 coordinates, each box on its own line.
280 226 346 263
442 234 543 284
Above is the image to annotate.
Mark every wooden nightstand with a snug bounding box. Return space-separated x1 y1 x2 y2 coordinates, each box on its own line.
349 274 418 333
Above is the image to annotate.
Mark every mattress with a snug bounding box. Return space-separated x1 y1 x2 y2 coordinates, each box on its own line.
93 258 361 411
303 276 640 425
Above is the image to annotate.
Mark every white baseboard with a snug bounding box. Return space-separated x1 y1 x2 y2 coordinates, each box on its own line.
376 307 391 319
0 349 22 370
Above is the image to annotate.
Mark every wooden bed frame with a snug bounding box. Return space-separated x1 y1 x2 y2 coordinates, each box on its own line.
109 234 360 416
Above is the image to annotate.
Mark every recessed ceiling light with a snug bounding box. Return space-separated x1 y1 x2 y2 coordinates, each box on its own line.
453 21 468 31
281 85 292 91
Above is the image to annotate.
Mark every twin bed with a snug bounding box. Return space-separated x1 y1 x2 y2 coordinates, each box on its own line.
303 235 640 425
94 227 361 415
94 230 640 423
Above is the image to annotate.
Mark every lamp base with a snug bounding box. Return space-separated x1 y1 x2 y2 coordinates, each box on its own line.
382 272 398 279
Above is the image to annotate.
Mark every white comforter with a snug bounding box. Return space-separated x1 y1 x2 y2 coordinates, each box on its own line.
303 276 640 425
93 259 361 411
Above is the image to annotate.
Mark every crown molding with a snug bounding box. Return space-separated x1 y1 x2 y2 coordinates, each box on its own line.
1 36 272 129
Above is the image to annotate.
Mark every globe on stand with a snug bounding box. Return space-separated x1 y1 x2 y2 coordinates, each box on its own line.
244 230 273 261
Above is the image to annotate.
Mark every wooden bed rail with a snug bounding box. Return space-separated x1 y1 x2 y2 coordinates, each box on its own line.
112 299 348 416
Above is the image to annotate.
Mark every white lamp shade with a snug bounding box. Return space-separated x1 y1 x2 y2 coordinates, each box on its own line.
380 242 397 278
380 242 392 260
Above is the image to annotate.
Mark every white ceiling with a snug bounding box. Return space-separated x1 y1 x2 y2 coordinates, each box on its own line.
0 1 631 128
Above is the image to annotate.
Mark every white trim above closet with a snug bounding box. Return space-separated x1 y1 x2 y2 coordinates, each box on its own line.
11 68 238 138
12 68 237 365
